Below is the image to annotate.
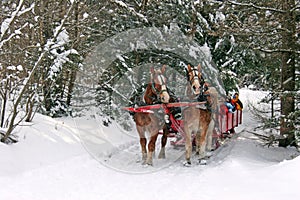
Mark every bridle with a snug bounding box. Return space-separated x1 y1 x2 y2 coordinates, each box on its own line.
148 68 170 104
151 72 168 96
186 65 203 94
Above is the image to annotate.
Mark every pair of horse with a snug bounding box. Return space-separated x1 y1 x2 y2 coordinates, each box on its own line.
133 64 216 166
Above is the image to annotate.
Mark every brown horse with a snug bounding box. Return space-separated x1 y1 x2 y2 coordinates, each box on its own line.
183 64 212 165
133 65 170 166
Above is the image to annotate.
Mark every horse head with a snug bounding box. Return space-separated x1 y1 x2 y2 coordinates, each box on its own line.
149 65 170 104
185 63 203 95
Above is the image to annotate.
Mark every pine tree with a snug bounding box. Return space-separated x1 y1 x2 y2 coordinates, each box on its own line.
214 0 299 146
278 0 297 146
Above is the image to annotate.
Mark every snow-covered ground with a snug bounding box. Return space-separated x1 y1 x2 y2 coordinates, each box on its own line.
0 88 299 200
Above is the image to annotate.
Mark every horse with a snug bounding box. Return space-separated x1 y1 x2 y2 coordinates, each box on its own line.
182 63 212 165
133 65 170 166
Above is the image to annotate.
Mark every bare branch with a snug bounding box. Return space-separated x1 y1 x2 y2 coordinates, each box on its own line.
254 47 300 54
246 130 289 148
0 1 34 49
110 0 148 23
0 131 17 143
227 0 286 13
1 0 79 143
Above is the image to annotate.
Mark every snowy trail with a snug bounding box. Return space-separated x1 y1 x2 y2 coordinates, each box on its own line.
0 89 300 200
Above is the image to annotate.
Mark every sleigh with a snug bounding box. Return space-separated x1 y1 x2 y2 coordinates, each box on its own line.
123 101 242 149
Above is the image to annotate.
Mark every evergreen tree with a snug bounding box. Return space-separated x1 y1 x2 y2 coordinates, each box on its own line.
214 0 299 146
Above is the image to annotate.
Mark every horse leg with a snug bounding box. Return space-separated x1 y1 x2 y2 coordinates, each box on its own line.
196 112 212 164
206 119 214 151
140 137 147 164
146 132 159 166
158 124 168 159
198 123 210 165
184 126 192 165
195 129 201 155
137 126 147 164
199 129 208 159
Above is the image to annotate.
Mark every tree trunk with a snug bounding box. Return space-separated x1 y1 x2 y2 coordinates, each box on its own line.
67 1 79 107
1 52 46 143
25 94 34 122
0 96 7 128
0 79 9 128
279 0 296 147
67 69 77 107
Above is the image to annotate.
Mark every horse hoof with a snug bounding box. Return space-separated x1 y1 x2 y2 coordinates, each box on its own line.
183 161 192 167
146 163 153 166
198 159 207 165
158 152 166 159
145 160 153 166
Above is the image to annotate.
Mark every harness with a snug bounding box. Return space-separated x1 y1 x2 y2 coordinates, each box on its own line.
149 73 168 103
185 66 199 86
185 65 214 111
151 82 168 95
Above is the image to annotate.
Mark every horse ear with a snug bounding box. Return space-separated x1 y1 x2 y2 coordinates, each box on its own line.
187 63 192 71
197 64 203 80
161 65 166 73
197 64 202 71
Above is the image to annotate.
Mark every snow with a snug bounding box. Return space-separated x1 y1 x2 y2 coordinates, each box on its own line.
17 65 23 71
214 38 224 50
216 11 226 22
221 59 235 68
56 29 70 46
7 65 16 70
0 88 299 200
16 3 35 17
83 12 89 19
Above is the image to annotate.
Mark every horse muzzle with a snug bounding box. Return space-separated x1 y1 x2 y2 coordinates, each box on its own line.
160 91 170 103
192 85 201 95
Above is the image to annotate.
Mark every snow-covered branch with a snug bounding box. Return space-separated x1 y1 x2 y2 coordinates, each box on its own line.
110 0 148 23
44 2 77 51
0 0 24 40
0 22 28 49
254 47 300 54
23 1 78 91
227 0 286 13
1 0 79 143
0 1 34 49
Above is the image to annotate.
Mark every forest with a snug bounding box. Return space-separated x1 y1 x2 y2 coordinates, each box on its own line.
0 0 299 147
